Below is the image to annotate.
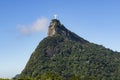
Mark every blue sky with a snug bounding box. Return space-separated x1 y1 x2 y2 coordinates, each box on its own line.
0 0 120 78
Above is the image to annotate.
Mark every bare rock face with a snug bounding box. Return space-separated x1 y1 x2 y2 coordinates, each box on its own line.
48 19 61 36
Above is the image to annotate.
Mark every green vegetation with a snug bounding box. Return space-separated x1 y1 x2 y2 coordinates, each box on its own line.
36 71 64 80
18 19 120 80
19 34 120 80
0 78 9 80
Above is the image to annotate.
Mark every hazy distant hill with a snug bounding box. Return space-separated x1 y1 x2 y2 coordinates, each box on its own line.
19 19 120 80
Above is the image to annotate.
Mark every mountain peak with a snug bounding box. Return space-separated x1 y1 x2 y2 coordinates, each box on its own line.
48 19 88 43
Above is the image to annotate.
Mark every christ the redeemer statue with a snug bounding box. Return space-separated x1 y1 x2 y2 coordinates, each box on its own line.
54 14 58 19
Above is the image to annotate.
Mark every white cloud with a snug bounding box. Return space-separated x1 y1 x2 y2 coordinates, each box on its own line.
18 17 49 35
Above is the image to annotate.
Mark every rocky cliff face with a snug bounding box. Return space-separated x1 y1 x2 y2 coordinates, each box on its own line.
48 19 60 36
48 19 67 37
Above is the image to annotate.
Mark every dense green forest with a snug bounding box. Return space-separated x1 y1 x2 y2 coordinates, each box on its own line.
19 35 120 80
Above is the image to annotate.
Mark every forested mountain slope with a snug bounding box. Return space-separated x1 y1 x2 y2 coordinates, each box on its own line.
19 19 120 80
